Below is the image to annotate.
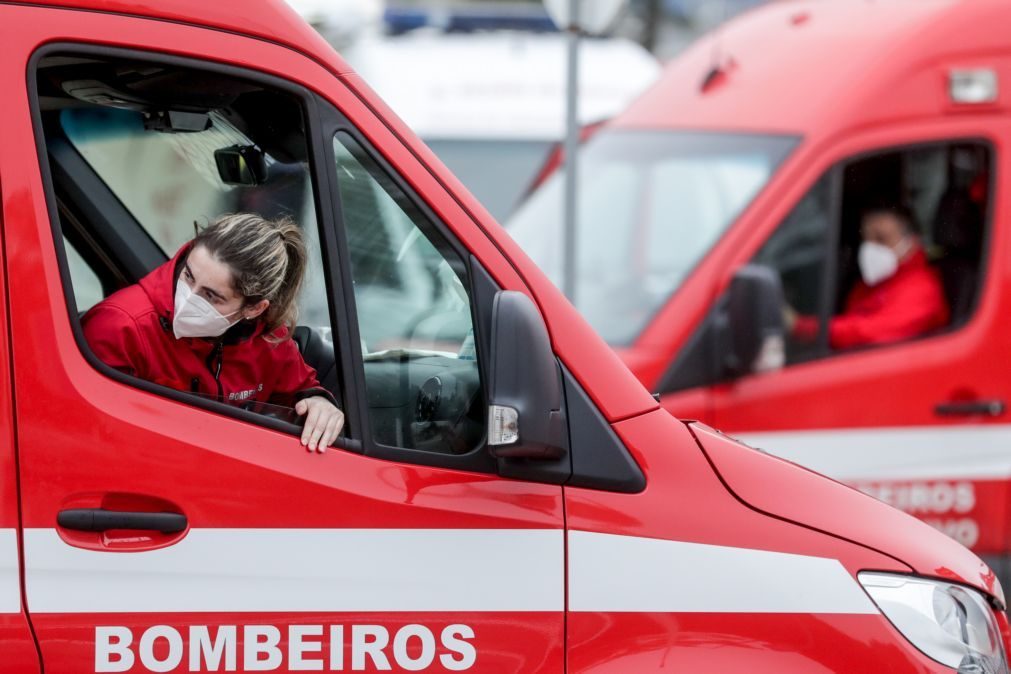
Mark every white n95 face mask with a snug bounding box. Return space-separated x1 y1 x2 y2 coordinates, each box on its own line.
857 241 899 286
172 277 241 339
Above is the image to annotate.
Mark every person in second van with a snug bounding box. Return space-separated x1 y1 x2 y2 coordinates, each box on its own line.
785 204 949 349
82 213 344 452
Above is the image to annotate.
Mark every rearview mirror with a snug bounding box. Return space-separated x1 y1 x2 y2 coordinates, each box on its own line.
719 265 786 378
214 145 268 186
486 291 567 460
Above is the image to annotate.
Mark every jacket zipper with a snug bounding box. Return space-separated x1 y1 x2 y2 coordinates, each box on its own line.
205 341 225 402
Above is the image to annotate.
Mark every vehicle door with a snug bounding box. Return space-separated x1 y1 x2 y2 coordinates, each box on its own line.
701 122 1009 561
1 5 564 673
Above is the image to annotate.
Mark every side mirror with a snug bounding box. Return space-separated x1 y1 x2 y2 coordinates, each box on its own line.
486 291 567 460
720 265 786 378
214 145 268 186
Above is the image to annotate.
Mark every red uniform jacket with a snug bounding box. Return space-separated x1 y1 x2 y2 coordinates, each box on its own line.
794 248 949 350
82 245 331 408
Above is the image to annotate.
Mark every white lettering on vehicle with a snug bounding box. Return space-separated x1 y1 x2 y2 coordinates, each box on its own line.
139 625 184 673
95 623 476 673
95 626 134 672
857 481 976 515
245 625 282 671
351 625 390 670
190 626 236 671
856 481 981 547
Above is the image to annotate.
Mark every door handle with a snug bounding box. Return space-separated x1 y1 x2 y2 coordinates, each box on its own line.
934 399 1006 418
57 508 187 533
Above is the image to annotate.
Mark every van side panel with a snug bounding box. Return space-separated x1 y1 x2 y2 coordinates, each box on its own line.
0 11 44 668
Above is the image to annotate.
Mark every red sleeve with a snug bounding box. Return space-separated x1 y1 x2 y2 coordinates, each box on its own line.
827 279 949 350
81 304 151 378
267 337 336 407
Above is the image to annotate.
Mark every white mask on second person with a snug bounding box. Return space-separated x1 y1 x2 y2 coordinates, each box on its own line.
858 237 913 287
173 277 241 339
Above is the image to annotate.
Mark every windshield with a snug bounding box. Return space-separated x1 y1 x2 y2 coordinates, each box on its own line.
507 129 798 345
426 138 555 221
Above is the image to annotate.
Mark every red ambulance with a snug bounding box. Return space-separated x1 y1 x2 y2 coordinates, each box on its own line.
0 1 1007 672
509 0 1011 608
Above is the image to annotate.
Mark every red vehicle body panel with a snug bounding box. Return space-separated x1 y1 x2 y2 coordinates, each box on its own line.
564 411 950 673
0 1 1004 672
562 0 1011 575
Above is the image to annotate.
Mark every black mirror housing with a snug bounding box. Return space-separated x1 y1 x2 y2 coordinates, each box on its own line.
214 145 268 186
487 291 567 460
721 265 786 378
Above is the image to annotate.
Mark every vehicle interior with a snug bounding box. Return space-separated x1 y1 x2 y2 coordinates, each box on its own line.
34 53 485 456
836 143 990 329
764 141 991 365
661 140 993 392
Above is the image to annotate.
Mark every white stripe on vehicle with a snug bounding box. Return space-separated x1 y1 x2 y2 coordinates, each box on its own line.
0 528 20 613
23 528 878 616
567 531 878 614
23 528 564 613
736 424 1011 481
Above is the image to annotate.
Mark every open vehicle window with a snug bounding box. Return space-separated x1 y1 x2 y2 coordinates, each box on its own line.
36 52 343 435
703 140 992 386
58 104 331 331
333 132 485 455
833 143 991 334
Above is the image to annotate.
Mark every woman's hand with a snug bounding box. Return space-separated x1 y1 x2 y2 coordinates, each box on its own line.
294 396 344 453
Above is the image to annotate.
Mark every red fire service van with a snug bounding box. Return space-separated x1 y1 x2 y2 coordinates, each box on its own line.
0 1 1008 672
509 0 1011 601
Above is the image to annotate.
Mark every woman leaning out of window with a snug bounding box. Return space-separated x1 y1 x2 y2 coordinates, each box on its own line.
82 212 344 452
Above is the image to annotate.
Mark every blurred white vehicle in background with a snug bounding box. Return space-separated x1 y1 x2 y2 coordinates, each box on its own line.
344 30 660 220
284 0 384 47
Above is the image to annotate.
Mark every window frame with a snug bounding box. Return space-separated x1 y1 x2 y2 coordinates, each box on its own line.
28 42 364 452
659 135 996 393
317 105 498 473
796 164 844 363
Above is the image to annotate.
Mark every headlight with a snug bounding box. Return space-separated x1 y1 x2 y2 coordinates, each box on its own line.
860 572 1008 673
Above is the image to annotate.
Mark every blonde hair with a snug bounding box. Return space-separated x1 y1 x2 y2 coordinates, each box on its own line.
192 213 307 340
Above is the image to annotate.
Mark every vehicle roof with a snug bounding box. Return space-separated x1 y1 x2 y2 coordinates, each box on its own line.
22 0 353 75
346 33 660 140
614 0 1011 136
